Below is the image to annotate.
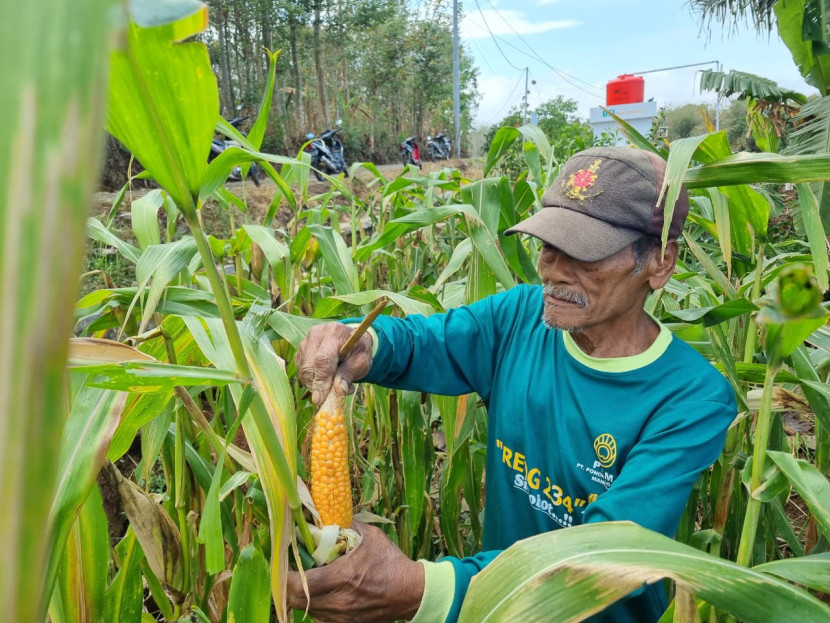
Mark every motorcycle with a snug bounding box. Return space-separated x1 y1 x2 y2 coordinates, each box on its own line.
209 116 262 186
305 121 349 181
426 132 452 161
400 136 422 169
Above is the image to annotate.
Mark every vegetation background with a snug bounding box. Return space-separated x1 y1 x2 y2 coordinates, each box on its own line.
4 1 830 623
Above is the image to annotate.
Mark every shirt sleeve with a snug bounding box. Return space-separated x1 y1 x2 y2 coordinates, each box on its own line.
582 398 737 535
362 288 525 400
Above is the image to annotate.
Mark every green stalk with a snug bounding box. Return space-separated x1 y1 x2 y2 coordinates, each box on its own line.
741 242 765 364
174 405 191 594
709 242 766 583
735 362 779 567
181 208 315 554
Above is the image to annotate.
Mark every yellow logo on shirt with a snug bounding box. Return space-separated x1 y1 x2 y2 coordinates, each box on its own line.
593 433 617 468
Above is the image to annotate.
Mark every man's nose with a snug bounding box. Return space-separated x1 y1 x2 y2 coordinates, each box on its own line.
542 251 576 281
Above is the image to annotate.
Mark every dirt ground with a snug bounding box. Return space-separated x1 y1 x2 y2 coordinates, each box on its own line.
90 157 484 228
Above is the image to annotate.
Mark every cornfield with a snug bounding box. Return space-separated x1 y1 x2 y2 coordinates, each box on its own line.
3 1 830 622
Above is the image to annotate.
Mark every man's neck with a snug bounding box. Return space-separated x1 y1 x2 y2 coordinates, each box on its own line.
568 311 660 358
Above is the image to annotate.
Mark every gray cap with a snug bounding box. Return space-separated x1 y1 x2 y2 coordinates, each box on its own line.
504 147 689 262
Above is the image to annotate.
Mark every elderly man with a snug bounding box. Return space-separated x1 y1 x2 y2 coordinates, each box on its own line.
288 146 737 623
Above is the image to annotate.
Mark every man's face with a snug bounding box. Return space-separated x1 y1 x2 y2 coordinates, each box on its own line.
537 242 652 333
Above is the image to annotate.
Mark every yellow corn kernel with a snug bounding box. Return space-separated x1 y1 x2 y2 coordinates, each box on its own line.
310 392 353 527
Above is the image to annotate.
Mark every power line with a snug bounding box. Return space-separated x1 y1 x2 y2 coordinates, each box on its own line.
483 70 526 125
482 0 604 98
472 0 526 72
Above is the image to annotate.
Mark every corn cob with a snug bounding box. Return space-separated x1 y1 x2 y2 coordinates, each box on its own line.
310 392 353 527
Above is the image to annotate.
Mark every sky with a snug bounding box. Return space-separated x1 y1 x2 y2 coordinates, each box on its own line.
459 0 817 128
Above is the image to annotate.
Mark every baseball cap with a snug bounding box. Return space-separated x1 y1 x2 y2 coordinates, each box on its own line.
504 147 689 262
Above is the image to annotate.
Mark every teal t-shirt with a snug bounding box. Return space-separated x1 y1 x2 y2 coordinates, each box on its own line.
363 284 736 622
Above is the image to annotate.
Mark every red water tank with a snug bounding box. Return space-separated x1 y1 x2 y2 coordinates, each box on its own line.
606 74 645 106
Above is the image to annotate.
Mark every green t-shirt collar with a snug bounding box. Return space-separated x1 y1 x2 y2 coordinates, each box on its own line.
561 320 672 373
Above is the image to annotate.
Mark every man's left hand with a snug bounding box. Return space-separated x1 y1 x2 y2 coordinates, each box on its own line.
287 522 425 623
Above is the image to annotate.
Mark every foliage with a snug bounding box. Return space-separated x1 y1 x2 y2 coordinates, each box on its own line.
198 0 479 161
8 0 830 622
481 96 597 178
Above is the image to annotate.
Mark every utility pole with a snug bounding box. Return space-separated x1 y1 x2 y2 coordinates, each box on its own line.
522 68 529 124
452 0 461 158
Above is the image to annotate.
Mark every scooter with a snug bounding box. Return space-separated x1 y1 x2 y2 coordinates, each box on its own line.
305 121 349 181
400 136 422 169
426 132 451 161
209 116 262 186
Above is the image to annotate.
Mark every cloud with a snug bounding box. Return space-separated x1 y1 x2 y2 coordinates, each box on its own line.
461 9 579 40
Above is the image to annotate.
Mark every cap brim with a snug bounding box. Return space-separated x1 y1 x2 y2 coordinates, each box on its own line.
504 207 642 262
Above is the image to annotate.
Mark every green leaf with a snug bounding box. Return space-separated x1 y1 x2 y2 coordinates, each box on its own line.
684 153 830 188
484 126 520 176
665 298 757 326
49 486 110 623
755 554 830 593
313 290 433 319
70 361 242 392
306 224 357 294
107 6 216 211
105 531 144 623
198 443 228 574
227 545 271 623
131 237 198 332
459 522 830 623
795 183 830 292
88 218 142 264
131 189 164 249
247 49 281 150
46 382 127 604
767 450 830 541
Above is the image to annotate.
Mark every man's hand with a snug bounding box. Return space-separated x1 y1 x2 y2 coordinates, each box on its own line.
287 522 425 623
296 322 374 406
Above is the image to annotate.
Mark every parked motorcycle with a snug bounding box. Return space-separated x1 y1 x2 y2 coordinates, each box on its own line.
305 121 349 181
400 136 422 169
426 132 451 161
209 116 262 186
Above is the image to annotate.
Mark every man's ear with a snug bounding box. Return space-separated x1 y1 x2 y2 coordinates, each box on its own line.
648 240 678 290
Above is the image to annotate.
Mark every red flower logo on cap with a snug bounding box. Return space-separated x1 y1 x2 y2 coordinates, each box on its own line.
563 158 602 200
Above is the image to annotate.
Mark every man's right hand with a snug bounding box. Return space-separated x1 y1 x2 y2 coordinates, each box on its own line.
296 322 374 406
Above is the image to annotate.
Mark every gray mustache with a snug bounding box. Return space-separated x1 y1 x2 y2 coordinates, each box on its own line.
544 284 587 307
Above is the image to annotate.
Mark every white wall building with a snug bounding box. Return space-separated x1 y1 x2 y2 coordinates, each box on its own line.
589 100 658 146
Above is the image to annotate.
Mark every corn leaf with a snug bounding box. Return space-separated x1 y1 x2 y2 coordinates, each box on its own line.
185 313 297 622
46 382 126 603
101 462 185 596
70 360 241 391
227 545 271 623
49 487 109 623
306 224 358 294
108 391 174 461
754 554 830 593
131 189 164 249
105 530 144 623
107 2 216 210
795 183 830 292
399 390 432 554
87 218 142 264
459 521 830 622
484 126 520 176
131 237 198 332
312 290 433 319
684 153 830 188
433 238 473 292
767 450 830 540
